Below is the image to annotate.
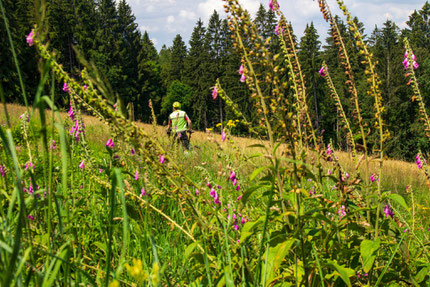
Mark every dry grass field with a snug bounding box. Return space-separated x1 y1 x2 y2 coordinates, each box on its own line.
1 103 427 194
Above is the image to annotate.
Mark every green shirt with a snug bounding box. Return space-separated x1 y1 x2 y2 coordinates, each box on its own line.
169 110 189 132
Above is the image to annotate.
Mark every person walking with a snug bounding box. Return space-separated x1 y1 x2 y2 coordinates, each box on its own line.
167 102 192 149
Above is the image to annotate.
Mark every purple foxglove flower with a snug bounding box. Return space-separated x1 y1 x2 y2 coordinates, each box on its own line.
19 113 30 122
232 178 237 186
63 83 70 93
234 224 239 230
195 189 199 196
403 228 408 233
141 187 146 196
416 154 423 169
268 0 279 11
206 181 212 188
413 61 419 70
209 188 216 197
134 171 139 181
232 214 237 220
240 73 246 83
159 155 165 164
28 182 34 194
106 138 114 148
384 204 394 218
236 185 240 191
83 85 88 91
319 66 328 77
68 104 74 120
237 239 240 244
338 205 346 219
370 173 376 183
0 166 5 177
25 162 34 171
26 30 34 46
212 86 218 100
238 64 244 75
241 217 246 224
99 168 103 173
222 130 226 142
79 160 85 169
237 194 242 201
229 171 236 180
131 148 135 155
50 140 56 150
27 214 34 220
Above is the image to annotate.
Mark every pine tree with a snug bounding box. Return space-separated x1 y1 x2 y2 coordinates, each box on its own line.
159 44 171 87
168 34 187 83
206 11 224 126
137 31 164 121
117 0 142 105
92 0 122 99
183 19 209 129
298 22 323 130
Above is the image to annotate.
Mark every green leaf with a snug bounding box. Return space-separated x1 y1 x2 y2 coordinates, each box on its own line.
240 216 265 243
184 242 198 260
241 184 267 203
360 239 380 273
327 260 355 287
248 153 263 159
247 144 266 148
386 194 409 211
415 266 429 283
250 166 267 181
263 239 295 285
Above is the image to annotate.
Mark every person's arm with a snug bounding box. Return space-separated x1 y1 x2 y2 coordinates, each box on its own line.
185 114 192 130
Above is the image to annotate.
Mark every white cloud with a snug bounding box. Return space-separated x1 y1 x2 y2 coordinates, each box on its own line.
151 38 158 46
167 15 175 24
145 5 155 12
179 9 197 20
197 0 224 20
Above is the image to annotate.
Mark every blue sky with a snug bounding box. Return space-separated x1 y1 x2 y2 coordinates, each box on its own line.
125 0 427 51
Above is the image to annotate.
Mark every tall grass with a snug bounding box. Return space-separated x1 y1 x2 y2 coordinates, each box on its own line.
0 0 430 286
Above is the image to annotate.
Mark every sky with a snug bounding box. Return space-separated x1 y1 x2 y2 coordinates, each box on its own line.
125 0 428 51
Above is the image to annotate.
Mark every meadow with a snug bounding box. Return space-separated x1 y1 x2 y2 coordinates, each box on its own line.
1 0 430 286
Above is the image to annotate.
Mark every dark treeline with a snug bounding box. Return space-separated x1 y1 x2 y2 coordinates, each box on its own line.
1 0 430 160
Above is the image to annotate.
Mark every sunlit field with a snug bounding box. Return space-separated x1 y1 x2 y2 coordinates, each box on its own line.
1 0 430 286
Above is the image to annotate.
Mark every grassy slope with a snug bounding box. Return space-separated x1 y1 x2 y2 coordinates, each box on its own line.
1 103 428 203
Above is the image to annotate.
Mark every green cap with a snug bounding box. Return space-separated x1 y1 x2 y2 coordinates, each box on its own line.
172 101 181 109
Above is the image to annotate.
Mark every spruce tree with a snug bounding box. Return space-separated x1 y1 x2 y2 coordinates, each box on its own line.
168 34 187 83
137 31 163 121
183 19 209 129
298 22 323 130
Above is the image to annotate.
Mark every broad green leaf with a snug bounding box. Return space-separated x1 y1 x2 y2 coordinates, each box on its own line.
240 216 265 243
42 245 70 287
250 166 268 181
184 242 198 260
327 260 355 287
241 184 267 203
360 239 380 273
262 239 295 286
415 266 429 283
387 194 409 211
